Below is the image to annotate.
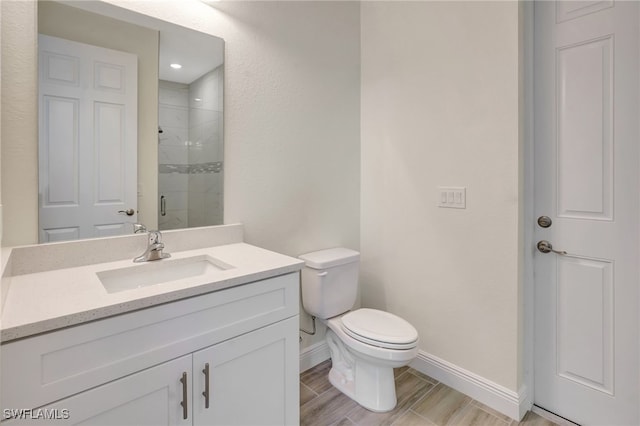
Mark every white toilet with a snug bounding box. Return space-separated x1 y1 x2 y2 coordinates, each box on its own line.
299 248 419 412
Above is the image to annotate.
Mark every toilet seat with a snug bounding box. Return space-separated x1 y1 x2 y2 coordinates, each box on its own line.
340 308 418 350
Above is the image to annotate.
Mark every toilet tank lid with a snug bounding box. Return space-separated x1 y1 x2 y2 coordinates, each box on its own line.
299 248 360 269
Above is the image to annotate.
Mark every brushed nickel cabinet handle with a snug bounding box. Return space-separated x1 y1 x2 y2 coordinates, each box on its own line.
180 372 188 420
202 363 210 409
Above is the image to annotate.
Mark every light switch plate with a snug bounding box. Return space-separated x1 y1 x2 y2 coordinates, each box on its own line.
437 187 466 209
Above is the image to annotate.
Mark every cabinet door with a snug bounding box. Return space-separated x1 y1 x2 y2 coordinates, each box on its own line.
193 317 299 426
4 355 192 426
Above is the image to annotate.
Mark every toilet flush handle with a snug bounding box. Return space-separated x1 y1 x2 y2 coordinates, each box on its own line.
317 271 328 277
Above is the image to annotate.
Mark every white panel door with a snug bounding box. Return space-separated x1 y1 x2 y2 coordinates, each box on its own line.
192 317 299 426
4 355 191 425
38 35 137 243
533 2 639 424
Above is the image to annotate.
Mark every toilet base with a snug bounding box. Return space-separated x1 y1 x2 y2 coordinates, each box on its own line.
328 361 397 413
325 329 398 412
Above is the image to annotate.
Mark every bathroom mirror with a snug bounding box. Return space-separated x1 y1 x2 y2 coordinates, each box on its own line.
37 0 224 243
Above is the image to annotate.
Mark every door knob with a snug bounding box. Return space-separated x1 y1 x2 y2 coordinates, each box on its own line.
537 216 552 228
118 208 135 216
537 240 567 255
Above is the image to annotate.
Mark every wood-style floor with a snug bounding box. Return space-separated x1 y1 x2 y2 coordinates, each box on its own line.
300 360 560 426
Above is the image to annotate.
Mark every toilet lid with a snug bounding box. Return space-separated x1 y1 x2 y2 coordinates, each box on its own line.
340 308 418 350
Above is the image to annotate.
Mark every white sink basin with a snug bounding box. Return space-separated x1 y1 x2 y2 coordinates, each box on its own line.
97 255 233 294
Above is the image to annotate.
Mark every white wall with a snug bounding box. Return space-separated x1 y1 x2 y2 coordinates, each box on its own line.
0 1 3 245
209 1 361 349
360 1 522 391
206 1 361 258
1 0 38 246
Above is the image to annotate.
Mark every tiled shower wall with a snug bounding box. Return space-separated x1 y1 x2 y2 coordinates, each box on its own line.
187 67 224 227
158 80 190 229
158 66 223 230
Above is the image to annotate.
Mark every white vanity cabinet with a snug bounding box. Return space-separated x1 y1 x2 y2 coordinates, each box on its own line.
1 273 300 425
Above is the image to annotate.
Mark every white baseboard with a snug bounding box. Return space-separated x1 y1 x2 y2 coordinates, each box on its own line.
300 341 330 373
410 350 532 421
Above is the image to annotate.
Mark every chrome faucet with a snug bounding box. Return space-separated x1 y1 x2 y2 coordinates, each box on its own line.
134 230 171 262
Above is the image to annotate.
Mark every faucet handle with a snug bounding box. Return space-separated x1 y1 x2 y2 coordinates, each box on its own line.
148 230 162 245
133 223 147 234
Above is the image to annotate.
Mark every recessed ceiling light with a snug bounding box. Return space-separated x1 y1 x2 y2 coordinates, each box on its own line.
170 63 182 69
194 98 202 102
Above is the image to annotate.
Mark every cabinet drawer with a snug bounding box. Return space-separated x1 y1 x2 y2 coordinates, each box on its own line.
1 272 299 412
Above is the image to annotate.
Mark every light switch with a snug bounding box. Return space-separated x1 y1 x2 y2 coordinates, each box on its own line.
437 187 466 209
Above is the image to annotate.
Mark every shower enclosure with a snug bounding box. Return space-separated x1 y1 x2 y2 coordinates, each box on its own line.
158 66 223 230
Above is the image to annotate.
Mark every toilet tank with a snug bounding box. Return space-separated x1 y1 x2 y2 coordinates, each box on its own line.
299 248 360 319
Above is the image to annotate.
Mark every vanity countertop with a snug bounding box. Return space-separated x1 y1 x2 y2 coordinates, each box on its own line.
1 242 303 342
